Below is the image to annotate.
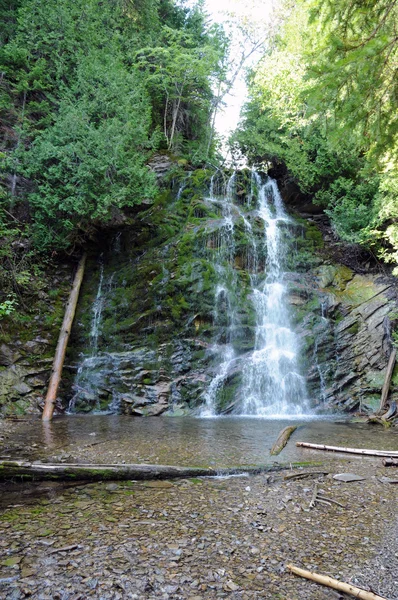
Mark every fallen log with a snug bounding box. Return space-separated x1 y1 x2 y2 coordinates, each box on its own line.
0 459 279 482
379 348 396 413
287 564 387 600
270 425 297 456
383 458 398 467
296 442 398 458
42 253 87 422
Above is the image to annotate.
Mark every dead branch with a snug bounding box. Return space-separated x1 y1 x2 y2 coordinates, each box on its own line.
287 564 387 600
317 495 346 509
296 442 398 458
284 471 329 481
49 544 81 554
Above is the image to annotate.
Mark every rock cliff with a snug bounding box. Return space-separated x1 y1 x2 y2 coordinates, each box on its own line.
1 168 397 417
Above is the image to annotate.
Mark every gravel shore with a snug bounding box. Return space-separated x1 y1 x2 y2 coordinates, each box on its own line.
1 457 397 600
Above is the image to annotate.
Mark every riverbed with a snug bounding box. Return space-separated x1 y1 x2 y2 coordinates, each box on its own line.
1 416 398 599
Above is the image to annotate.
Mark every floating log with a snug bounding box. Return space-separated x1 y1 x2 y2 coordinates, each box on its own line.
42 254 87 422
0 459 279 482
287 564 387 600
379 348 396 413
383 458 398 467
296 442 398 458
270 425 297 456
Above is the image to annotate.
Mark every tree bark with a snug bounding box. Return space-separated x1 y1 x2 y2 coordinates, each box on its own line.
296 442 398 458
42 254 87 421
287 564 387 600
0 460 277 482
270 426 297 456
379 348 397 412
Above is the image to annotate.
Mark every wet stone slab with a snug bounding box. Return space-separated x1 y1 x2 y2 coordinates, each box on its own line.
0 460 397 599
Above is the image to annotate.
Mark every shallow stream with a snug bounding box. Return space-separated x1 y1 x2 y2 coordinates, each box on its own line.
3 415 398 468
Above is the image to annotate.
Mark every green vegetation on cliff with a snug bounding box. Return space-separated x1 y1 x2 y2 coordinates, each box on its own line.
234 0 398 274
0 0 230 314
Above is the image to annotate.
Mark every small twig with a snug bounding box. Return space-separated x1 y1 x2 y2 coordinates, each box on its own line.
309 483 318 509
49 544 81 554
317 495 346 509
314 498 331 506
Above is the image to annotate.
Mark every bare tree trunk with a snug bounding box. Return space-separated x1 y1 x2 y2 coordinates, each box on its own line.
379 348 396 412
42 254 87 421
168 77 186 150
163 88 170 147
168 95 182 150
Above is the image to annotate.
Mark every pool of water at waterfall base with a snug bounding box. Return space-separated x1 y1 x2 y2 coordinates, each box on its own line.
2 415 398 469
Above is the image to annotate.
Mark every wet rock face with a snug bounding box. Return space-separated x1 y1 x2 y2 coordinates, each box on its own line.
66 169 398 416
0 265 74 416
0 352 54 416
293 266 398 413
70 343 211 416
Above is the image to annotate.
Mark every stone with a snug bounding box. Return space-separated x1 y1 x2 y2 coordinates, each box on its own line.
12 382 32 395
0 344 21 367
333 473 366 482
315 265 337 288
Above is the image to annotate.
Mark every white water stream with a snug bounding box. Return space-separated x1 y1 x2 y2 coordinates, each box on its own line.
202 172 310 417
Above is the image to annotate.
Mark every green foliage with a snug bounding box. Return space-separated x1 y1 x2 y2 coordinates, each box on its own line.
236 0 398 272
0 296 17 319
0 0 228 254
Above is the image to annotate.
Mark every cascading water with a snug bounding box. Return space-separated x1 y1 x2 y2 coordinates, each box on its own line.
240 176 310 416
203 171 310 417
68 257 116 413
200 173 240 416
69 172 312 417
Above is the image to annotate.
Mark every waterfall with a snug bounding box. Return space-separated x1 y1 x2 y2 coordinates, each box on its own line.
240 176 310 416
200 173 240 416
203 171 310 417
69 172 311 417
69 256 116 413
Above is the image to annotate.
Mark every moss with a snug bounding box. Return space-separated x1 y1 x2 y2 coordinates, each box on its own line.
347 320 360 335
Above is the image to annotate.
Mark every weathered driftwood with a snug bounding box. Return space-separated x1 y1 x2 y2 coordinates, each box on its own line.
308 482 346 509
0 459 277 482
284 471 329 481
296 442 398 458
270 425 297 456
367 415 392 428
369 400 397 427
379 348 396 412
381 400 397 421
42 254 87 422
287 564 387 600
383 458 398 467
